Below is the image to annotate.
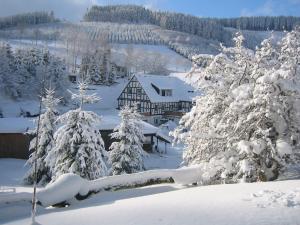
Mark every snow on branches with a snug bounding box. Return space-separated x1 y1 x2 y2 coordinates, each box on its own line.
69 81 100 108
173 29 300 183
109 105 145 175
24 88 60 185
49 82 108 181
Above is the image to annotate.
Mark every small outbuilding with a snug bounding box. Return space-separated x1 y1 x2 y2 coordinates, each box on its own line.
0 117 35 159
0 115 171 159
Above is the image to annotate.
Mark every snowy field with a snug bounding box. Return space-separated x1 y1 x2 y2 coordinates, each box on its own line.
1 158 299 225
5 39 192 73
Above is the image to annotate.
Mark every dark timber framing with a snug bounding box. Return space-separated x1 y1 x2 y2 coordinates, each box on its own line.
117 75 193 118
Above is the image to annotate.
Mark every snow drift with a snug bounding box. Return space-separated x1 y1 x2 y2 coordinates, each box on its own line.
37 166 202 206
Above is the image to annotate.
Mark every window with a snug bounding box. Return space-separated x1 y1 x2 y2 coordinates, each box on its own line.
161 89 172 96
178 103 182 110
166 90 172 96
127 87 132 94
136 88 142 96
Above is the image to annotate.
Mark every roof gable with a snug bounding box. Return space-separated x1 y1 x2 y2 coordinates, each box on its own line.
134 74 198 103
117 75 151 102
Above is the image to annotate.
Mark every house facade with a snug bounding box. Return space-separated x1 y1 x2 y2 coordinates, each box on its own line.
117 74 197 125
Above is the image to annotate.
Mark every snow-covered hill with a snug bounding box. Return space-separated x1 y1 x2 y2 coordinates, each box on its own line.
0 21 282 62
1 157 299 225
0 21 219 61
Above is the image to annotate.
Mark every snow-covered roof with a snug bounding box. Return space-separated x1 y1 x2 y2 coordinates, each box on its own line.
0 116 158 135
98 115 158 134
0 117 35 133
135 74 198 103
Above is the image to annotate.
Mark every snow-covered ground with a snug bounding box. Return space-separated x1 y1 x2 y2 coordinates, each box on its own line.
1 158 299 225
6 39 192 73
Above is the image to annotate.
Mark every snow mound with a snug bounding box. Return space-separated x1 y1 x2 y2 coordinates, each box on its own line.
172 166 202 185
38 173 88 206
249 189 300 208
37 166 203 206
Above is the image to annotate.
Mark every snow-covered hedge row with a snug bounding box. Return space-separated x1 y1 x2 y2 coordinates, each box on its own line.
37 165 202 207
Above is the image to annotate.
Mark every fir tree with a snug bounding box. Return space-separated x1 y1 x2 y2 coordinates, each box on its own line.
109 105 145 175
24 88 60 184
50 82 108 180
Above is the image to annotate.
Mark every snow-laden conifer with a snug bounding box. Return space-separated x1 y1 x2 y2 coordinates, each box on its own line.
50 82 108 180
109 105 145 175
24 88 60 184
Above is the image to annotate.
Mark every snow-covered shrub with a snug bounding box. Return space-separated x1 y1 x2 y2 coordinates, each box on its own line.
173 29 300 183
49 82 108 181
24 88 60 185
109 105 145 175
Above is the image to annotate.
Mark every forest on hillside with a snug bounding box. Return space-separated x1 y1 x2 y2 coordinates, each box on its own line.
84 5 300 42
0 11 58 29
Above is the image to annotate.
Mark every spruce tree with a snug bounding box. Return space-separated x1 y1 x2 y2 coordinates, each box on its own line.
109 105 145 175
24 88 60 184
50 82 108 180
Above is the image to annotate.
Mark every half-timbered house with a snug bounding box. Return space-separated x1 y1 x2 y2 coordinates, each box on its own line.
117 74 197 125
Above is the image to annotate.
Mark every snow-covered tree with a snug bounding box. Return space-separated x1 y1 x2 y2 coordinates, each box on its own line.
49 82 108 180
109 105 145 175
0 44 70 101
173 30 300 183
0 43 13 96
24 88 60 184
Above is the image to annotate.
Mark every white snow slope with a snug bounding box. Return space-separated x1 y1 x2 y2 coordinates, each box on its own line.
1 180 300 225
1 158 300 225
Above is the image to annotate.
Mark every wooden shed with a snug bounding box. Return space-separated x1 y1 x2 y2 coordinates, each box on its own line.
0 115 172 159
0 117 34 159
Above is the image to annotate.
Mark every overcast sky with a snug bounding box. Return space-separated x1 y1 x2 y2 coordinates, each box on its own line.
0 0 300 22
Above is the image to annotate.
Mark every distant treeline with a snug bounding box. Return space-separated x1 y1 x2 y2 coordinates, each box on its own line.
217 16 300 31
83 5 224 41
84 5 300 40
0 11 59 29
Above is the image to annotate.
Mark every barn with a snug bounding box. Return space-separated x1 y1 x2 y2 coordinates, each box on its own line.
117 74 197 125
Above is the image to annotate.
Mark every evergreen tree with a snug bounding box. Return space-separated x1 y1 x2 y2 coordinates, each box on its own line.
0 43 14 96
0 44 69 101
24 88 60 184
109 105 145 175
50 82 108 180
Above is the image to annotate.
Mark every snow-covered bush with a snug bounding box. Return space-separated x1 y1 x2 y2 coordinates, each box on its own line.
109 105 145 175
49 82 108 180
172 29 300 183
24 88 60 185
